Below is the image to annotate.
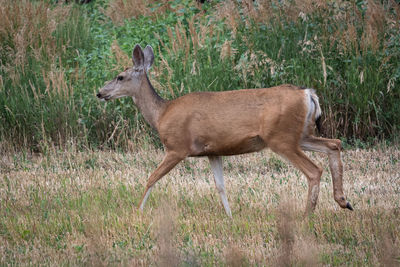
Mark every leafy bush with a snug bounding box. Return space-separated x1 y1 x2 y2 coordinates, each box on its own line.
0 0 399 151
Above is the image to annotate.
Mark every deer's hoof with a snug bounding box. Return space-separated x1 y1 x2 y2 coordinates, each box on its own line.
346 202 354 211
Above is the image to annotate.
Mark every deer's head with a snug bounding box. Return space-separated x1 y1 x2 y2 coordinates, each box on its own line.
96 44 154 101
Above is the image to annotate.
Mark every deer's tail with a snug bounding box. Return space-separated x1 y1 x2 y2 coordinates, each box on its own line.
305 89 322 134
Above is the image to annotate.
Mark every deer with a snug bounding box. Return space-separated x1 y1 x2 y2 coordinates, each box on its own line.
96 44 353 217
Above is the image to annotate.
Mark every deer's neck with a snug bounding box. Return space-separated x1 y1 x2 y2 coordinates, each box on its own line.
133 75 166 131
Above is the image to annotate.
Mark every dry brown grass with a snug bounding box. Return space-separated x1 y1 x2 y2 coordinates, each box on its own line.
0 0 70 86
152 16 222 97
215 0 399 56
0 144 399 265
154 199 180 266
0 0 89 149
225 244 247 266
110 40 132 71
103 0 172 25
159 17 216 62
275 199 295 266
215 0 240 35
234 50 282 88
215 0 327 30
103 0 150 25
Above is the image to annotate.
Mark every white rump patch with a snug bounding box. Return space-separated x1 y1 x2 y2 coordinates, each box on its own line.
303 89 322 135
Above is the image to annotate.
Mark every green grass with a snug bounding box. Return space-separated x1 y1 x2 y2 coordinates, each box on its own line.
0 2 399 263
0 0 399 150
1 146 399 265
0 1 93 149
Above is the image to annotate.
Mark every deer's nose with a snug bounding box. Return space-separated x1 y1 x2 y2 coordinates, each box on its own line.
96 93 102 98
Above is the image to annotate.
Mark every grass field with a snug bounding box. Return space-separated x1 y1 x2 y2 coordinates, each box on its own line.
1 0 399 265
1 144 399 265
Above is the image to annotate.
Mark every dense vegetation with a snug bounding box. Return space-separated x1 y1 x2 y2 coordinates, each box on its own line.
1 1 399 265
0 0 399 151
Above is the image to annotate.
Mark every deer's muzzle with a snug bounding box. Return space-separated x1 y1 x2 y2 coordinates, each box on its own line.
96 92 111 101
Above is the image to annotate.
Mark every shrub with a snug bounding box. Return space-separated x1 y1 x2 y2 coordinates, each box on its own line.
0 1 93 150
1 0 398 151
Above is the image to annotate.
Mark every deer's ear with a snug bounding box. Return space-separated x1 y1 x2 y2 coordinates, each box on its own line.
132 44 144 68
143 45 154 71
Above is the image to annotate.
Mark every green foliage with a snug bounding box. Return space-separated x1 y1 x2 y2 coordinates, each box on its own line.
0 0 399 151
0 2 93 149
227 1 400 139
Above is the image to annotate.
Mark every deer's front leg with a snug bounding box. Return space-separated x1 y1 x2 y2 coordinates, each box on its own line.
138 152 183 211
208 156 232 217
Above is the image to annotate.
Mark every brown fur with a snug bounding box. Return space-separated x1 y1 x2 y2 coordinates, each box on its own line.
97 44 352 215
158 86 306 157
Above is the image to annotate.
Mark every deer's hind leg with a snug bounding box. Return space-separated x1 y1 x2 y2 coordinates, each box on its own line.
269 141 323 214
301 136 352 210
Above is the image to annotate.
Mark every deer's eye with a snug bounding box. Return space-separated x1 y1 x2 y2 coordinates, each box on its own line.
117 76 124 81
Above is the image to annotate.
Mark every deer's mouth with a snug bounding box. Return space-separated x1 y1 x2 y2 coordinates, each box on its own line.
96 92 111 101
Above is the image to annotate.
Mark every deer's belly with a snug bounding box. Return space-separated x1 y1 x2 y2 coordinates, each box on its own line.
189 135 266 157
